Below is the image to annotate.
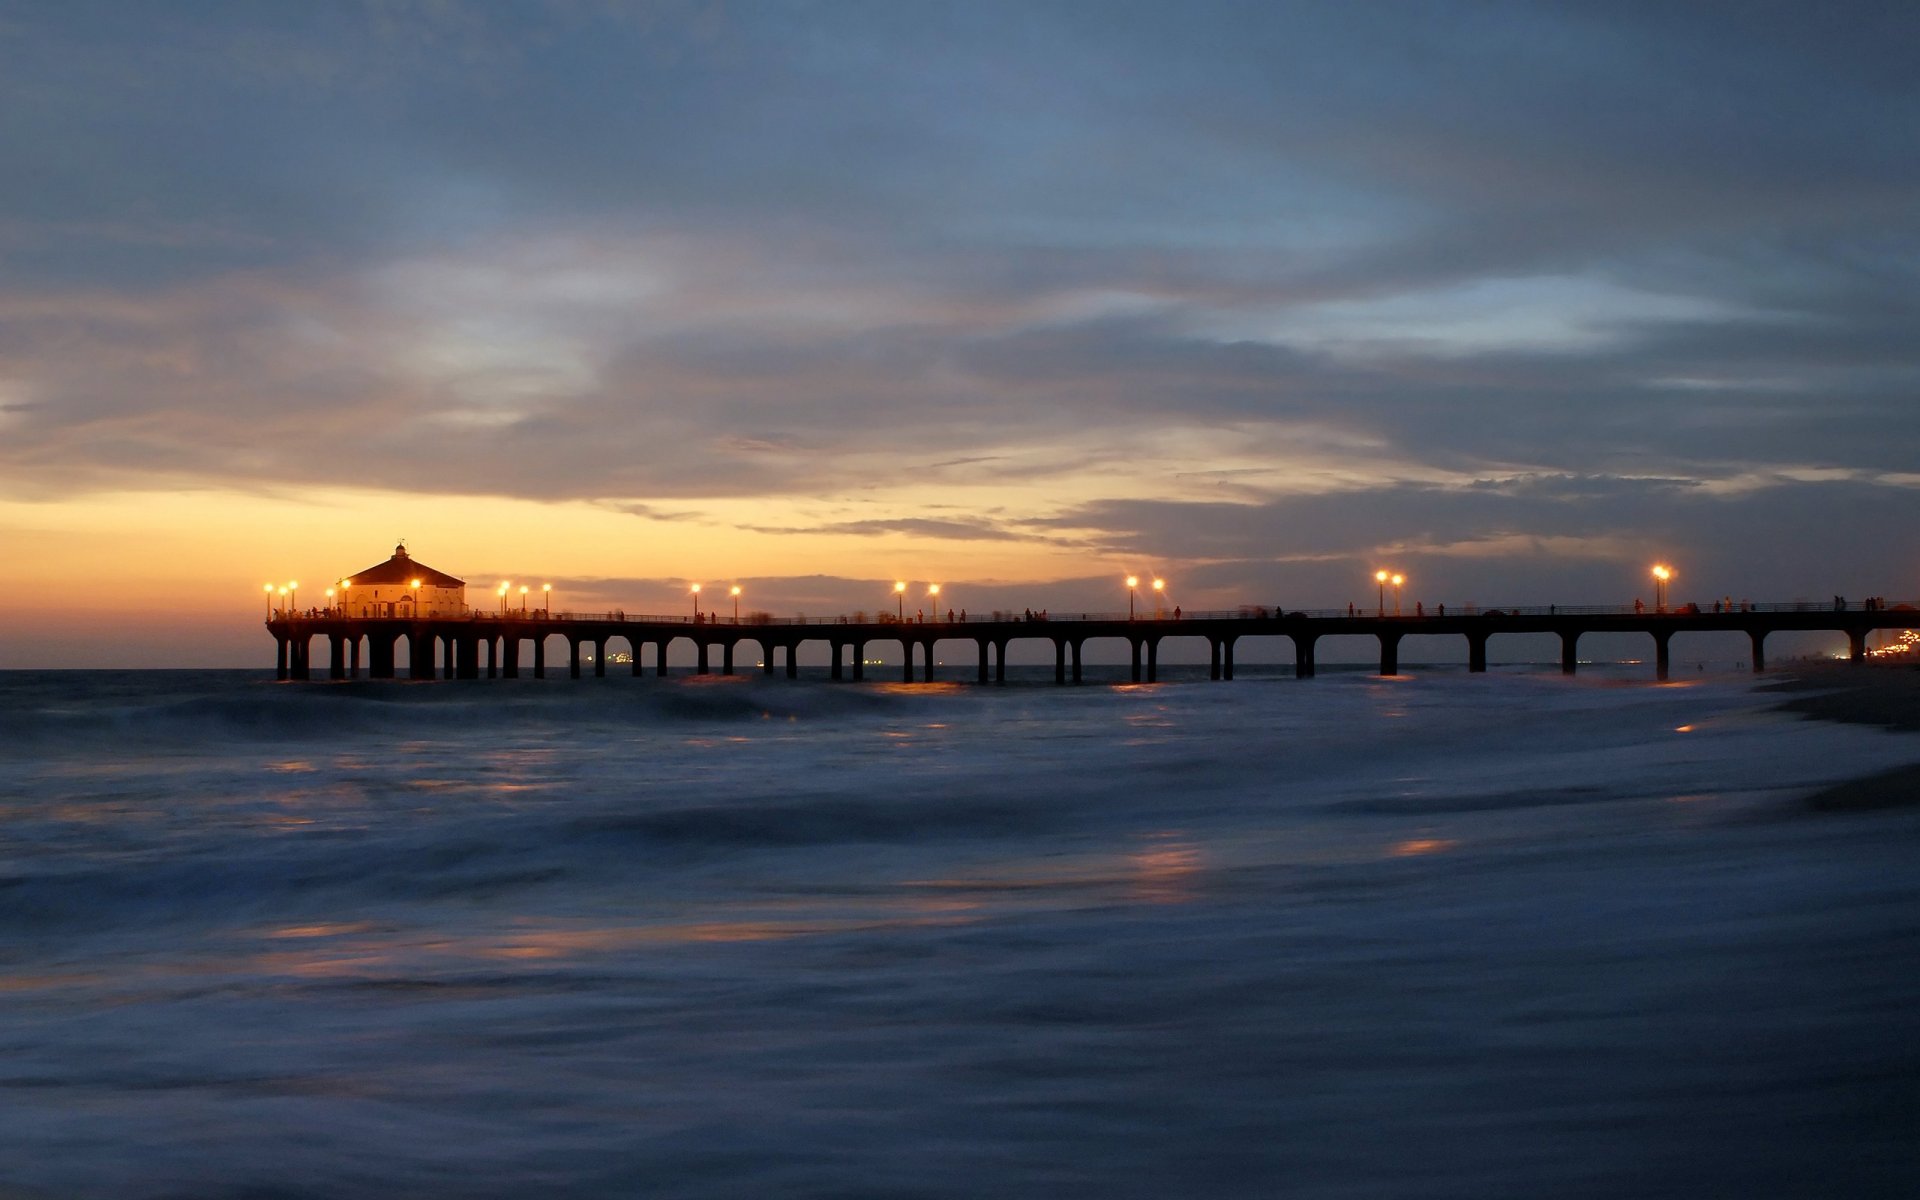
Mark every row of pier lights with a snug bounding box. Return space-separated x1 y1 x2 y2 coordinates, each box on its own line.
266 578 558 618
265 563 1701 622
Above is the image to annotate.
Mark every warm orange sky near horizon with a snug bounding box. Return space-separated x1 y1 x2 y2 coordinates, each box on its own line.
0 483 1154 666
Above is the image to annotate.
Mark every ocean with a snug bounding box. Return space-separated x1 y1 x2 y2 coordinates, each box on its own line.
1 665 1916 1198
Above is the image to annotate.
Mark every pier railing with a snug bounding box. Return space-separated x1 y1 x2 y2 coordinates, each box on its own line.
274 599 1914 624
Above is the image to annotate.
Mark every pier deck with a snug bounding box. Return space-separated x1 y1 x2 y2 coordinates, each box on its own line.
266 602 1916 683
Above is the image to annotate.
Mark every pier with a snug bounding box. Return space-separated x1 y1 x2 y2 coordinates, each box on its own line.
265 602 1916 683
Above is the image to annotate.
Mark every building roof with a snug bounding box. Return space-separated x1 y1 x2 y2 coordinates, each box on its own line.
343 544 466 588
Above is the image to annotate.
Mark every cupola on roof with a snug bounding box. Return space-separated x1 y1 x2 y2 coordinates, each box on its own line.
344 544 465 588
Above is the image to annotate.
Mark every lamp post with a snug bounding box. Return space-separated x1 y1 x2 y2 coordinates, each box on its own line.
498 582 509 614
325 587 335 614
410 578 422 617
894 581 906 622
927 583 940 621
341 579 353 616
1375 570 1389 616
731 584 741 622
277 586 289 616
1127 575 1139 620
542 583 551 615
264 583 274 619
691 583 702 621
289 581 299 612
519 585 528 614
1152 577 1166 618
1391 573 1405 617
1652 564 1672 612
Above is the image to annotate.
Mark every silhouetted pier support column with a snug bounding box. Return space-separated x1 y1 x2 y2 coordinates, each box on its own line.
443 636 455 679
1378 631 1401 676
1653 631 1672 682
503 637 519 679
1222 636 1236 681
276 635 289 681
349 636 361 679
485 638 496 679
634 645 647 677
1466 632 1488 673
1748 630 1766 674
593 638 607 678
1146 637 1160 683
1848 629 1867 663
1559 631 1579 675
533 637 547 679
370 633 396 680
655 641 669 677
1209 639 1222 681
722 642 734 676
760 641 775 676
1293 634 1316 679
569 638 582 679
329 634 347 680
696 642 710 675
410 632 435 680
786 644 799 679
902 641 914 683
458 636 481 680
977 640 990 684
1130 639 1143 683
994 639 1008 683
1070 638 1084 685
1054 639 1067 685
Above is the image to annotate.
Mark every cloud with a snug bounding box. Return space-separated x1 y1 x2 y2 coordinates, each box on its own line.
749 517 1034 543
2 0 1917 626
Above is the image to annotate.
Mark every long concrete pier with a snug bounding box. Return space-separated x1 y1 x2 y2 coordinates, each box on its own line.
266 602 1916 683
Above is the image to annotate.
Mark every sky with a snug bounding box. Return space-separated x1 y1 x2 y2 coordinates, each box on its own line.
2 1 1917 666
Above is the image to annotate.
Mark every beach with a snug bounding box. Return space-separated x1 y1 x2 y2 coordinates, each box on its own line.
1766 663 1920 810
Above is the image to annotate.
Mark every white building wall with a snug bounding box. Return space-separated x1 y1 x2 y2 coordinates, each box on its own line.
345 583 466 618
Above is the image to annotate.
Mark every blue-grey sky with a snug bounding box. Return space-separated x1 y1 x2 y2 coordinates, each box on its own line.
3 1 1917 661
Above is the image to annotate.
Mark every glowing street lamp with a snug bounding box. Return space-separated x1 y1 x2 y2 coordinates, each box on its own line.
263 583 274 619
691 583 702 621
410 578 422 616
1391 573 1405 617
288 581 299 612
730 584 742 622
498 582 510 614
1152 577 1166 617
542 582 552 615
1375 570 1389 617
277 586 289 617
894 581 907 621
519 585 529 614
341 579 353 615
324 587 335 613
1127 575 1139 620
1652 564 1673 612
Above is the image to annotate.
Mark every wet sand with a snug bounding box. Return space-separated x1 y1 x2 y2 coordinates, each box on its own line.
1764 663 1920 810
